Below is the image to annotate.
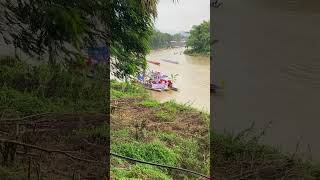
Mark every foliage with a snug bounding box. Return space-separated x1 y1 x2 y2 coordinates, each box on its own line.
155 111 173 122
75 124 109 140
185 21 210 55
211 129 320 179
111 80 148 99
157 132 209 175
149 30 171 49
111 129 131 141
149 30 185 49
138 99 161 108
0 0 158 77
112 140 179 166
0 166 25 180
110 81 210 179
112 164 172 180
0 56 107 117
170 73 179 83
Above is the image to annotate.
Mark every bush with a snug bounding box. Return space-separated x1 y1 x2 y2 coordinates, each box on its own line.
112 164 172 180
0 56 107 115
112 140 179 166
111 81 148 99
76 124 109 140
155 111 174 122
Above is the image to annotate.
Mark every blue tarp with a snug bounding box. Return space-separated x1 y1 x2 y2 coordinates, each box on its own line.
137 74 144 81
87 45 109 63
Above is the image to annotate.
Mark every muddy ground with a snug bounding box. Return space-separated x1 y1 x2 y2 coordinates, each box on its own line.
111 97 209 139
0 113 108 180
110 97 210 179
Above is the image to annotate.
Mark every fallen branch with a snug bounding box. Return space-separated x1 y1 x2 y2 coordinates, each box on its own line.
0 112 108 123
0 112 53 122
0 138 107 165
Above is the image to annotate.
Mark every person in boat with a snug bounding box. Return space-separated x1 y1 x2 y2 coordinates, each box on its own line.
159 79 172 88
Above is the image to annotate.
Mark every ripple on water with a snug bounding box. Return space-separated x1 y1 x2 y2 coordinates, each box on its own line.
281 59 320 88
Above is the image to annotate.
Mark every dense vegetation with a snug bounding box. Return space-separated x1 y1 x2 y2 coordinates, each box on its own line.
110 81 210 179
149 30 184 49
0 56 108 179
0 0 158 78
185 21 210 56
212 128 320 179
110 79 320 179
0 57 107 117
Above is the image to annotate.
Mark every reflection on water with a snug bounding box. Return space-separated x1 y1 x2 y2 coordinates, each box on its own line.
213 0 320 160
147 48 210 112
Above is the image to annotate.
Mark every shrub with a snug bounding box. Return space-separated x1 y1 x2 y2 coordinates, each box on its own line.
112 164 172 180
155 111 174 122
139 100 160 108
112 140 179 166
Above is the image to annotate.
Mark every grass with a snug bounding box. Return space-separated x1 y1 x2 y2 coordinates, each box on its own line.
111 80 148 99
156 132 210 175
0 56 108 179
112 164 173 180
112 140 179 166
75 124 109 139
0 56 107 118
138 99 160 108
0 166 25 180
111 128 208 179
139 100 201 122
154 111 173 122
111 81 210 179
211 129 320 179
112 80 320 179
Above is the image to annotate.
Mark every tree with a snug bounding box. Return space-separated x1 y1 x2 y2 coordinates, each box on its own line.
172 33 183 41
186 21 210 55
0 0 158 78
149 30 184 50
1 0 103 66
149 30 172 49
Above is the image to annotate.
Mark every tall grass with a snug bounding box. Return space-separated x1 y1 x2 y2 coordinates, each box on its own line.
0 56 107 117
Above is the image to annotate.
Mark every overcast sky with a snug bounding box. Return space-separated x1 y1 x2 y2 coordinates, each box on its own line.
154 0 210 34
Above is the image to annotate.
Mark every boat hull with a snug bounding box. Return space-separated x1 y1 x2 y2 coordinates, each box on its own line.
161 59 179 64
147 60 160 65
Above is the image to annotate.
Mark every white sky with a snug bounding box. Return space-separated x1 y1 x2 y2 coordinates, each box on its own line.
154 0 210 34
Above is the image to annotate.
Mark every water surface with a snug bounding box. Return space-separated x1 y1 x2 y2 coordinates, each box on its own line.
147 48 210 112
213 0 320 159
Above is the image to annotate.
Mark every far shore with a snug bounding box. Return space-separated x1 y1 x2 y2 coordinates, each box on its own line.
184 50 210 57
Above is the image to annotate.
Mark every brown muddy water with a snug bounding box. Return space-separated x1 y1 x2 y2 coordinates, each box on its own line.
147 47 210 112
213 0 320 160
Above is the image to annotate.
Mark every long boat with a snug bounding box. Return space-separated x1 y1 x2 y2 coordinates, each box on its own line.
145 85 178 92
145 87 162 92
147 60 160 65
161 59 179 64
137 71 179 92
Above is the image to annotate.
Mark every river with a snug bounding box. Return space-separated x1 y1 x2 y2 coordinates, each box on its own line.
213 0 320 160
147 48 210 112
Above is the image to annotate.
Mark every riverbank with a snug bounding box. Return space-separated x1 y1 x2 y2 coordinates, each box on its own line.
0 56 108 179
110 80 210 179
212 126 320 179
184 49 210 57
110 81 320 179
149 47 179 53
147 47 210 112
